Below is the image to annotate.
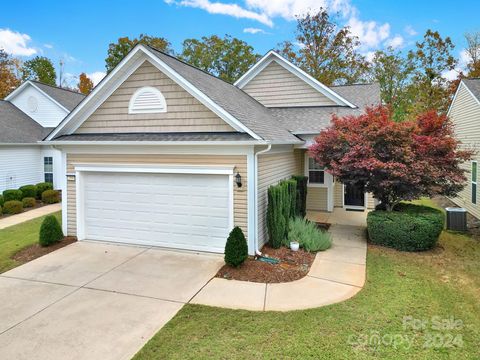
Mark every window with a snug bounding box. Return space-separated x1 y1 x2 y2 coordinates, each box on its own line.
472 161 477 204
44 157 53 184
308 157 324 184
128 86 167 114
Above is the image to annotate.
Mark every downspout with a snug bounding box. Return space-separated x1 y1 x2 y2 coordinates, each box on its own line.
253 143 272 255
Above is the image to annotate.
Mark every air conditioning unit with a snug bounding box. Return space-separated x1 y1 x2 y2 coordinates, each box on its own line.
445 207 467 232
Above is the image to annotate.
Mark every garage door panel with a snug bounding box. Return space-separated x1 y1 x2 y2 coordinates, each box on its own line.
81 171 231 252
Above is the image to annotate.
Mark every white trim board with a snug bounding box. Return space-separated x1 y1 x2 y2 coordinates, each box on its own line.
46 45 262 141
73 163 235 175
234 51 356 108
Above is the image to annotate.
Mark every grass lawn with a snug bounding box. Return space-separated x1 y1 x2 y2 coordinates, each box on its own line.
134 201 480 359
0 211 62 273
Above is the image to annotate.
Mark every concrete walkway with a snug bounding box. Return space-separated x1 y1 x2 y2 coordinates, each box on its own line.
0 203 62 230
191 224 367 311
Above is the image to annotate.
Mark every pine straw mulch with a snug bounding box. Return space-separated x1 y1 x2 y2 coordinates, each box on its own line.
216 245 316 283
12 237 77 263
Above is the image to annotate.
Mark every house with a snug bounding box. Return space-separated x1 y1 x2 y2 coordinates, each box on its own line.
44 45 380 255
448 78 480 218
0 81 84 191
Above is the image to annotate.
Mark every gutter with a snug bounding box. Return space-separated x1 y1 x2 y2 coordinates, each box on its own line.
253 143 272 255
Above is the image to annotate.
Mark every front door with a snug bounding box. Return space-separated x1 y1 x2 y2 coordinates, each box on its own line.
344 182 365 208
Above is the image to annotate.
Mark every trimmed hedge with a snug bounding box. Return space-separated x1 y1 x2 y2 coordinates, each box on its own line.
292 175 308 218
3 189 23 202
224 226 248 267
39 215 63 247
367 203 444 251
3 200 23 215
19 185 36 199
42 190 60 204
35 182 53 199
22 197 36 208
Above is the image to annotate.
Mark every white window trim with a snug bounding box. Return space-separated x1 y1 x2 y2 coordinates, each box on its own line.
44 156 54 183
304 154 328 188
472 161 477 205
128 86 167 114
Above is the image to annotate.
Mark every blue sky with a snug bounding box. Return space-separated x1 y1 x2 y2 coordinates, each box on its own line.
0 0 478 86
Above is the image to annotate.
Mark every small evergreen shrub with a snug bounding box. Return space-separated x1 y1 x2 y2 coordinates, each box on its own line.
39 215 63 247
42 190 60 204
35 182 53 199
287 217 332 252
367 203 444 251
3 200 23 215
22 197 36 208
267 184 287 248
3 189 23 202
0 194 3 207
224 226 248 267
0 205 2 216
292 175 308 218
19 185 36 199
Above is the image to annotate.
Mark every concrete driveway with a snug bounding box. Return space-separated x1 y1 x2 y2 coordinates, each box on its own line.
0 241 223 360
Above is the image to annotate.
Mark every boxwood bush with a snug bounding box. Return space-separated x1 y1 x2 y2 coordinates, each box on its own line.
224 226 248 267
3 189 23 202
22 197 36 208
39 215 63 247
3 200 23 215
367 203 444 251
42 190 60 204
35 182 53 199
19 185 36 199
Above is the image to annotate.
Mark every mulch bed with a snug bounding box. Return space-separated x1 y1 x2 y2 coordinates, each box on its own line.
12 237 77 263
216 245 316 283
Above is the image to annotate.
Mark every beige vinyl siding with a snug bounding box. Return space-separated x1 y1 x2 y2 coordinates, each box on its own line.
66 153 247 238
76 61 234 134
243 61 337 107
449 84 480 218
367 193 376 209
334 181 343 207
306 187 328 211
257 149 304 247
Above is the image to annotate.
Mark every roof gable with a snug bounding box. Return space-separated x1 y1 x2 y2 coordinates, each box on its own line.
234 51 356 108
448 79 480 116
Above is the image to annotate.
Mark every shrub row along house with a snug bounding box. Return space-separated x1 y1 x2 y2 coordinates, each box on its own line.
41 46 380 255
0 81 84 191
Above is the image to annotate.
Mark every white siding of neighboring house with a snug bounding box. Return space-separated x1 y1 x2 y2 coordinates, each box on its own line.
0 146 43 191
9 85 68 128
449 83 480 218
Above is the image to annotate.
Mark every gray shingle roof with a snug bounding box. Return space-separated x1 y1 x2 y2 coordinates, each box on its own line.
268 83 381 134
148 47 302 143
0 101 52 143
32 81 85 111
463 79 480 101
53 132 255 142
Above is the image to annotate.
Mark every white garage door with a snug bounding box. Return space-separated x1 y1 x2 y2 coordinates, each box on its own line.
81 171 231 253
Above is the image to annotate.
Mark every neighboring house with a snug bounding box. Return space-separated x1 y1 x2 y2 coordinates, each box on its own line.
0 81 84 191
448 78 480 218
45 45 380 255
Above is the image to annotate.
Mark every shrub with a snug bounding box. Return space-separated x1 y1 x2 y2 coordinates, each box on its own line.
22 197 36 208
292 175 308 218
0 205 2 216
224 226 248 267
19 185 36 199
287 217 332 252
42 189 60 204
0 194 3 207
3 200 23 215
267 184 287 248
367 203 444 251
39 215 63 247
35 182 53 199
3 189 23 202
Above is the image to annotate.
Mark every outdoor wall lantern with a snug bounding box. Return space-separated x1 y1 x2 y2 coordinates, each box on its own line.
235 172 242 188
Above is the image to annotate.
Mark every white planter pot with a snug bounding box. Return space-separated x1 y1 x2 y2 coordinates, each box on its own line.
290 241 300 251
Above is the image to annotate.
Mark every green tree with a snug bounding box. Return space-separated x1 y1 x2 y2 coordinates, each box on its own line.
180 35 260 83
105 34 172 73
0 49 21 98
277 8 368 85
408 30 456 114
21 56 57 85
370 47 415 121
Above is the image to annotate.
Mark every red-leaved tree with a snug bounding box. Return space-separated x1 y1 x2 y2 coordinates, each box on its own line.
309 106 473 211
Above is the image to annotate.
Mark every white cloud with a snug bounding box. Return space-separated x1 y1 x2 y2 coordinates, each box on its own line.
44 43 54 49
87 71 106 86
347 15 390 48
442 68 459 81
243 27 266 34
404 25 417 36
0 28 37 56
173 0 273 26
384 35 404 49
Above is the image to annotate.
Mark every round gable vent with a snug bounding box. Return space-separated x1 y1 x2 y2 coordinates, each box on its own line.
128 86 167 114
27 96 38 113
